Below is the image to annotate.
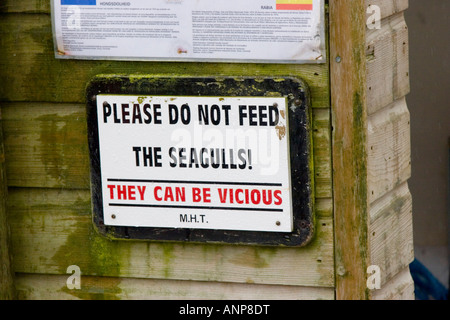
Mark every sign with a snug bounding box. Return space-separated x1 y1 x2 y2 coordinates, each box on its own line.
87 77 314 246
98 95 292 232
51 0 325 63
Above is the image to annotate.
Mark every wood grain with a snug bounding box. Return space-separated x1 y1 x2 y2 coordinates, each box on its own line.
367 98 411 203
15 273 335 300
365 0 409 20
372 266 415 300
366 12 410 115
330 0 369 300
365 0 414 300
369 182 414 286
0 113 15 299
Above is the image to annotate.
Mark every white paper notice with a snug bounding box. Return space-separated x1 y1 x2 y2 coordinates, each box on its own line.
51 0 325 63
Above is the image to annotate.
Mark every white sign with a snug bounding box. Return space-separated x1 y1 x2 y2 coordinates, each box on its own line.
96 95 293 232
51 0 325 63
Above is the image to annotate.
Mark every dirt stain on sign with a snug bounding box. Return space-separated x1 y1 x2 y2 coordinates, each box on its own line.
275 124 286 140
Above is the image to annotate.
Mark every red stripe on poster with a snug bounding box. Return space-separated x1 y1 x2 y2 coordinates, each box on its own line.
276 4 313 10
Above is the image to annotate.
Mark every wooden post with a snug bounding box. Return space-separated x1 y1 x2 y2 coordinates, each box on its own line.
330 0 414 300
329 0 369 300
0 113 15 300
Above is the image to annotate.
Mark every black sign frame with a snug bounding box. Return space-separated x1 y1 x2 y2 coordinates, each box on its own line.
86 76 314 247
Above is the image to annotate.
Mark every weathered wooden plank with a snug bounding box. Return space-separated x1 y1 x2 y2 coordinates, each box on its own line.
7 187 335 287
1 103 333 198
371 266 414 300
365 1 413 301
330 0 369 300
0 113 15 299
366 12 410 115
0 1 50 13
1 103 90 189
0 14 330 109
367 98 411 203
365 0 408 20
15 273 335 300
312 108 332 199
369 182 414 286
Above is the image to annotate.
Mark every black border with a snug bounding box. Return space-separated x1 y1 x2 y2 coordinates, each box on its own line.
86 76 314 247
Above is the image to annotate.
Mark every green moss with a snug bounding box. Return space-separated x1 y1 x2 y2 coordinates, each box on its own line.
137 96 147 104
161 243 175 278
228 246 279 269
37 111 89 188
352 91 370 298
52 221 120 274
52 219 124 299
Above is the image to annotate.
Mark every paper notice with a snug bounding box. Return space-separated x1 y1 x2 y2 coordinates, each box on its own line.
52 0 325 63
